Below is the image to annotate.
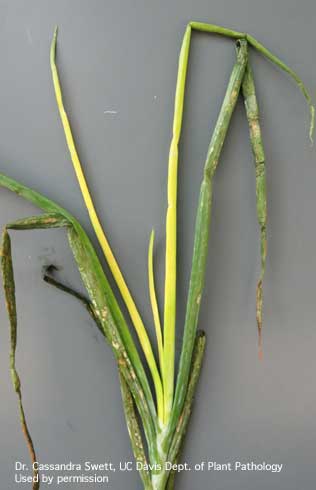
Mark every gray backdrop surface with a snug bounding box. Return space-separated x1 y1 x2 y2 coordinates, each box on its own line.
0 1 315 489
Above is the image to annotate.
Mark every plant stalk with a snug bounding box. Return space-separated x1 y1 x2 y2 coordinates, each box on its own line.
169 39 248 442
163 24 192 424
241 61 267 358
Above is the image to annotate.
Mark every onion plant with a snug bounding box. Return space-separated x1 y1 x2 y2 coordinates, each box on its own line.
1 22 313 490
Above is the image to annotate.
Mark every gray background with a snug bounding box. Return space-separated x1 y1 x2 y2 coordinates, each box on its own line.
0 0 315 489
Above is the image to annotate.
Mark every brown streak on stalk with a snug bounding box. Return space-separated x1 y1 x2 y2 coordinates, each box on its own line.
256 279 263 360
176 414 184 433
18 398 39 489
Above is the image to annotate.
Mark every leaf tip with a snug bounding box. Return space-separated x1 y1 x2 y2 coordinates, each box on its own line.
50 26 58 63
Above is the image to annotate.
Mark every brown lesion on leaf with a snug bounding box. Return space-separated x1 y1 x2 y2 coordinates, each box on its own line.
250 118 261 138
256 161 265 176
118 357 127 368
230 89 238 104
38 217 59 224
101 307 108 321
43 217 65 225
